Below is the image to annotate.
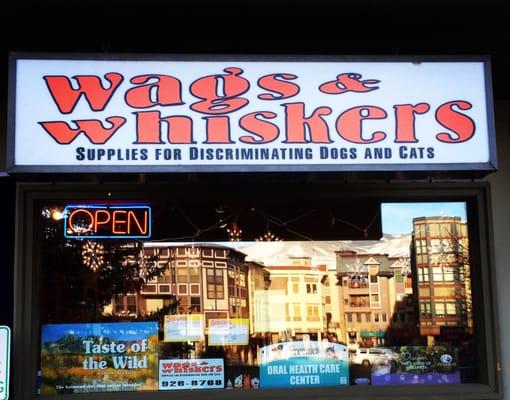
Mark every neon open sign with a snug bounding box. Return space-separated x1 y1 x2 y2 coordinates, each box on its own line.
64 204 151 239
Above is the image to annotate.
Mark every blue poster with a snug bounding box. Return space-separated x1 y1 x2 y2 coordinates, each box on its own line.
259 341 349 388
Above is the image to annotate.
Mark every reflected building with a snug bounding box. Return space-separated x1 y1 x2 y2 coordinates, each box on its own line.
109 244 269 328
387 259 419 344
336 251 416 350
255 257 330 342
411 216 472 340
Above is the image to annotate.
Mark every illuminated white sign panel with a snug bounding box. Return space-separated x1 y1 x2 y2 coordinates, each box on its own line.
8 55 496 173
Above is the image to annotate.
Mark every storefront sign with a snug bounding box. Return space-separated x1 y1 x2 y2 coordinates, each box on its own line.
0 326 10 400
40 322 158 395
208 319 249 346
164 314 204 342
9 55 496 173
259 341 349 388
159 359 224 390
64 204 151 239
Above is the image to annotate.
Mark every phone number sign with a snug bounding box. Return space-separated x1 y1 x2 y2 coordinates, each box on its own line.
159 359 224 390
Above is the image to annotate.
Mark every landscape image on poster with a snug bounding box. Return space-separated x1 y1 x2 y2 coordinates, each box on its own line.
40 322 158 395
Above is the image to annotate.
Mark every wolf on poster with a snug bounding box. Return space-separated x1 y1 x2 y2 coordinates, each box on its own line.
40 322 158 395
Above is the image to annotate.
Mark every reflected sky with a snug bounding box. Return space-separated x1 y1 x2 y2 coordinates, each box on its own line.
381 202 467 235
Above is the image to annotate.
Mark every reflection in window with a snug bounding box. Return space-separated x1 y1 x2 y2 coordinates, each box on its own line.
432 267 443 282
420 302 432 317
307 304 320 321
206 268 224 299
418 267 429 283
36 200 479 395
293 303 302 321
306 283 318 294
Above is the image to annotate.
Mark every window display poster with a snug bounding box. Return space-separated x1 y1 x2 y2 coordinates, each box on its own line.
159 359 224 390
164 315 204 342
40 322 158 395
208 319 249 346
371 346 461 385
259 341 349 388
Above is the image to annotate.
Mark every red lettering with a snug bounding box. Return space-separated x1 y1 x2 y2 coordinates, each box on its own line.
257 73 300 100
336 106 387 144
128 210 148 235
94 210 111 233
124 74 183 108
283 102 332 143
112 210 127 234
319 73 379 95
203 116 233 144
393 103 430 143
68 209 93 232
190 67 249 114
44 73 123 114
39 117 126 144
134 111 194 144
435 101 475 143
239 112 279 144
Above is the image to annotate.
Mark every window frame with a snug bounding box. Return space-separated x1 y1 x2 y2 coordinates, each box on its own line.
12 181 502 400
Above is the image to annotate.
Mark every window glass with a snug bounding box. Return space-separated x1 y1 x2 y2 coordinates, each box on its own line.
36 200 478 395
446 302 457 316
435 302 447 317
432 267 443 282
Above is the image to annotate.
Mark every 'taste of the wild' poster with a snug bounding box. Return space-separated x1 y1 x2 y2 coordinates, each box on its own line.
40 322 158 395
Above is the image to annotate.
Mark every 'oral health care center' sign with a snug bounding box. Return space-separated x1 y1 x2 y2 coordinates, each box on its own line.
8 55 496 173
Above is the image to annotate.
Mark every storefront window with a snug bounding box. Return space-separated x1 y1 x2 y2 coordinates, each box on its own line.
33 198 484 396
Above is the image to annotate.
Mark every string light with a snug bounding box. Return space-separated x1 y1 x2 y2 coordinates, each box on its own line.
330 210 379 238
347 258 367 288
227 223 243 242
156 206 380 242
398 257 411 276
256 230 281 242
51 209 64 220
428 241 453 267
41 209 51 219
81 241 105 272
41 207 65 220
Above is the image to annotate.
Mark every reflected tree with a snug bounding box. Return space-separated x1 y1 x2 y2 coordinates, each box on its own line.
89 241 167 320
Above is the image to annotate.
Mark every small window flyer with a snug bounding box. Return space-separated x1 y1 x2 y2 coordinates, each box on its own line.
159 359 224 390
164 314 204 342
208 319 249 346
